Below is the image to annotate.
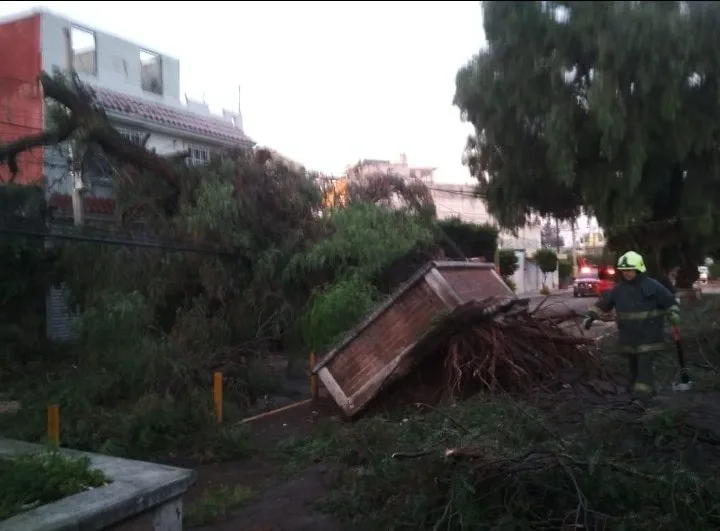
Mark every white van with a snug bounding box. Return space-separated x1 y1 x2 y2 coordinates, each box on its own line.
698 266 709 284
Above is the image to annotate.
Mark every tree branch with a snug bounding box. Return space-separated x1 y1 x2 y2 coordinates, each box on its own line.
0 72 182 192
0 115 77 183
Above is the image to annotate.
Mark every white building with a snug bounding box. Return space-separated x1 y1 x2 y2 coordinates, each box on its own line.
429 184 551 293
0 8 254 215
0 8 255 340
342 157 547 293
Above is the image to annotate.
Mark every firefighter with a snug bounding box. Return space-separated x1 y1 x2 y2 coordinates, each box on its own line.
583 251 680 399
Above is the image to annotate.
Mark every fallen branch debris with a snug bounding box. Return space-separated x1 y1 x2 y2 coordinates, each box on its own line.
370 297 604 412
442 298 598 397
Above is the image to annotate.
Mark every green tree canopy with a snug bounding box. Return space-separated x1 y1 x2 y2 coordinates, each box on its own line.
454 1 720 285
437 217 498 261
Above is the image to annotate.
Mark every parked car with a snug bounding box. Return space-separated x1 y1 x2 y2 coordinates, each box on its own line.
573 267 600 297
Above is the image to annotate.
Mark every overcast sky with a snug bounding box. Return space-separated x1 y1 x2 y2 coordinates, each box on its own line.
1 1 485 181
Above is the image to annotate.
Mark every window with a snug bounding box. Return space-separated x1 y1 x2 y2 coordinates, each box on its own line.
188 146 210 166
140 49 163 95
70 26 97 75
115 127 145 146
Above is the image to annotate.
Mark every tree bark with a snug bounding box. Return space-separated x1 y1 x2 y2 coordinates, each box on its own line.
0 72 181 192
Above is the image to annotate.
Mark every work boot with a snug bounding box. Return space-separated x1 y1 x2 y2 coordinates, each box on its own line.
634 353 656 393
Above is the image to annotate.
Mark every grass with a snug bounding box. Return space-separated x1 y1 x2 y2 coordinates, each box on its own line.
0 450 107 521
184 484 255 527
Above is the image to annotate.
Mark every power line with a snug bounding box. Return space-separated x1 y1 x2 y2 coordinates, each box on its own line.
0 219 234 257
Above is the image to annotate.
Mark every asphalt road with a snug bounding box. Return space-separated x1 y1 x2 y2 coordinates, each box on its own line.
528 291 596 317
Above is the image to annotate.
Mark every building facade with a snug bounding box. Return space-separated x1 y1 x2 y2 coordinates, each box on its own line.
344 153 436 184
342 158 543 253
0 8 255 340
0 8 254 213
341 157 547 293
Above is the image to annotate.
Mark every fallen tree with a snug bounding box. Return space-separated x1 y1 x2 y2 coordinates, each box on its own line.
366 296 603 414
0 70 458 459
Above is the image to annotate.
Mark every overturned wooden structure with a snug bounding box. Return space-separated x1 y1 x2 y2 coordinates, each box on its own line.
312 261 515 416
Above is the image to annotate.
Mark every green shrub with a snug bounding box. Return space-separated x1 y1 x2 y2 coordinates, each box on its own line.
558 259 573 280
498 249 519 278
710 261 720 280
437 217 498 261
303 275 381 353
0 291 253 461
0 451 106 520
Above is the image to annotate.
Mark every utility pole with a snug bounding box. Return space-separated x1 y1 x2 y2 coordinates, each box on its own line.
555 218 561 254
69 145 84 227
65 29 84 227
570 218 578 277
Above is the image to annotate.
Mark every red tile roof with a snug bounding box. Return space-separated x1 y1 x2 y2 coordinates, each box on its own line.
92 87 253 146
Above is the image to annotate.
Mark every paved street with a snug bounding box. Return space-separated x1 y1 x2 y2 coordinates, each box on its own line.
527 291 595 316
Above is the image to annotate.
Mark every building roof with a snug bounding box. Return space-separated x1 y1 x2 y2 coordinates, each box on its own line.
93 87 254 147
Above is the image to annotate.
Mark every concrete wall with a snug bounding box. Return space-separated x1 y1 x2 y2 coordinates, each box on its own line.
39 10 181 104
430 184 542 253
508 250 560 295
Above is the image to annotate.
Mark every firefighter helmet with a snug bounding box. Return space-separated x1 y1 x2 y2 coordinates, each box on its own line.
617 251 646 273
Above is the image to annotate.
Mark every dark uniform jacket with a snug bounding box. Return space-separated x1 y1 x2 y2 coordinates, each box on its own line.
588 274 679 353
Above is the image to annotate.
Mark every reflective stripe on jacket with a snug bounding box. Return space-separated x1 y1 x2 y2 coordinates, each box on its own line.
587 274 679 351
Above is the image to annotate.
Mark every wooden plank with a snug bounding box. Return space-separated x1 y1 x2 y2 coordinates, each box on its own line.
238 399 312 424
424 268 463 310
317 367 353 412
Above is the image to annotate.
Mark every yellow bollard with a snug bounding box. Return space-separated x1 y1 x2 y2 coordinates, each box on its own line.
47 404 60 446
213 372 223 424
310 351 319 402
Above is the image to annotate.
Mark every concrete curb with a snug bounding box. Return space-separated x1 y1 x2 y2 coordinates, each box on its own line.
0 438 196 531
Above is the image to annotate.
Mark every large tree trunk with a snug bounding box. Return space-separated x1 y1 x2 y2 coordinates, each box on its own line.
675 241 699 289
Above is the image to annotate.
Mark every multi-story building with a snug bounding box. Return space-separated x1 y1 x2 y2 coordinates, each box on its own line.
0 8 254 220
577 230 606 251
0 8 255 340
344 153 436 184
